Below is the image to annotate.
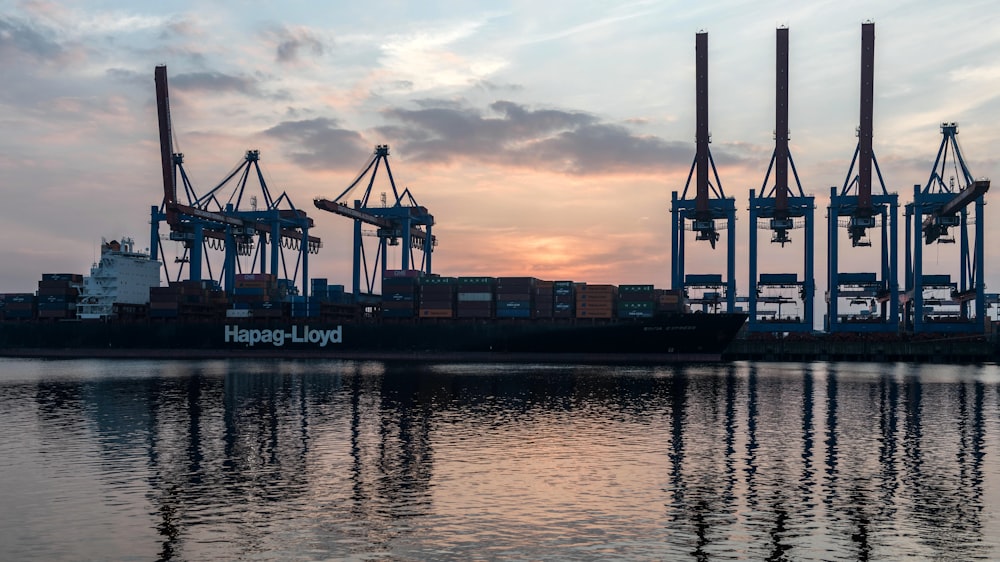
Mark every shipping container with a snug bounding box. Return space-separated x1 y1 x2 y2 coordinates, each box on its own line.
619 284 655 301
458 292 492 302
37 294 74 304
577 307 614 319
38 279 79 290
4 294 36 305
497 309 532 319
553 281 575 296
456 304 493 313
421 301 454 311
456 309 492 319
37 309 72 319
233 280 271 290
37 289 76 301
496 289 532 299
236 273 274 282
457 276 496 285
420 307 455 318
618 301 655 318
41 273 84 283
420 276 455 285
497 277 536 293
179 279 220 291
534 303 554 318
149 308 179 318
383 308 416 318
384 269 422 279
578 284 617 294
383 276 418 286
497 300 531 310
619 284 654 293
233 287 267 296
381 299 416 309
420 287 455 302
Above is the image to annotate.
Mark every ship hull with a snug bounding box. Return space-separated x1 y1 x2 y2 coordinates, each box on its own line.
0 313 746 363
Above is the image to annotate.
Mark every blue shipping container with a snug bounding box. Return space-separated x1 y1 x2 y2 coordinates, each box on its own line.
497 309 532 318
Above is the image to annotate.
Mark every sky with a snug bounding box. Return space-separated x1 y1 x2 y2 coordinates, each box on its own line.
1 0 999 312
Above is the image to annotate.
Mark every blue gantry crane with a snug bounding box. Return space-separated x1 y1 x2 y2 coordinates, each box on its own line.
904 123 990 333
748 27 816 333
826 22 899 333
671 31 737 313
314 145 435 297
148 65 321 296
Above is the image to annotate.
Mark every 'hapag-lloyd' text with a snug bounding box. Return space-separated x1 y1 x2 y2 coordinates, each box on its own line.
225 325 342 347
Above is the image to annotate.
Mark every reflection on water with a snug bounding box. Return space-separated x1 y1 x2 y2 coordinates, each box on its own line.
0 359 998 560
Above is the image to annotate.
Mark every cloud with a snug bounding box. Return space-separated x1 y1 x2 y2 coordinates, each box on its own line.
170 71 261 96
0 16 66 63
375 100 699 175
377 19 508 91
474 79 523 93
268 25 326 63
160 16 200 40
263 117 370 170
77 11 168 35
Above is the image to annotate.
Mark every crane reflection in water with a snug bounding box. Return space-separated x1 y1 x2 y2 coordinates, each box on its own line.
6 360 998 560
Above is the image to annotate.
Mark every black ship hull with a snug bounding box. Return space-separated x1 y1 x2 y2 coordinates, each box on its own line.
0 313 747 363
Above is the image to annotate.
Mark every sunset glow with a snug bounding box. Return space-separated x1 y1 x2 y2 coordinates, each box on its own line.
1 1 997 297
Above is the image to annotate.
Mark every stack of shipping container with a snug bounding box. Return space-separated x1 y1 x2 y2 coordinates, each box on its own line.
655 288 685 313
134 269 688 324
457 277 495 318
419 276 455 318
37 273 82 321
382 270 419 318
151 279 226 321
229 273 286 319
291 278 352 320
618 284 655 319
149 285 181 319
534 280 554 319
288 278 328 318
0 293 36 321
576 284 617 319
553 281 575 319
318 283 354 321
496 277 534 319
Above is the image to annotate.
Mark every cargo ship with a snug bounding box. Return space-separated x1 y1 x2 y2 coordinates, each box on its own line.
0 240 747 362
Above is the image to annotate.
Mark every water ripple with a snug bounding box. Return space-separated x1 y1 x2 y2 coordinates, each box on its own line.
0 359 997 560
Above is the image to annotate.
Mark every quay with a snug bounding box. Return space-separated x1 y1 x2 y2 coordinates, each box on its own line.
725 333 995 363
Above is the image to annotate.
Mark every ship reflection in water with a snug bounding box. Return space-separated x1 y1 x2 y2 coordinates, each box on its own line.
0 360 997 560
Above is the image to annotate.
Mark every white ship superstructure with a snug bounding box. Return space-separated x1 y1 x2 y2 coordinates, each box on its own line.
77 238 161 319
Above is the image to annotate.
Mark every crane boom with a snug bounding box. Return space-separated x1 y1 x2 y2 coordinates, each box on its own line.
154 65 177 224
921 179 990 244
313 197 432 242
940 179 989 217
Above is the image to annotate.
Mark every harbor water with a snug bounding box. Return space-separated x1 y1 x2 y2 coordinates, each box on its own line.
0 358 998 560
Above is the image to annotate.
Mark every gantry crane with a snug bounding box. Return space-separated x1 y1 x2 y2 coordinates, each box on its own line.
826 22 899 333
148 65 321 296
748 27 816 332
314 145 435 297
904 123 990 333
671 31 737 313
